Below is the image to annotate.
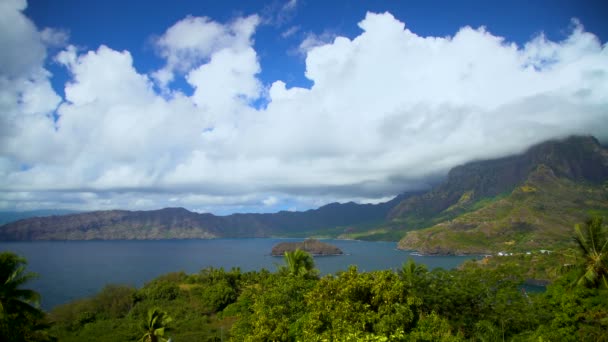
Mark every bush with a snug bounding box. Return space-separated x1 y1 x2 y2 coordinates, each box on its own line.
138 281 181 302
93 284 136 319
201 279 237 312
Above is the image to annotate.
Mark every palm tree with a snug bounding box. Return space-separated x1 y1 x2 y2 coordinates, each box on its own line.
0 252 46 341
281 249 318 278
140 308 172 342
399 258 428 287
573 216 608 288
0 252 43 319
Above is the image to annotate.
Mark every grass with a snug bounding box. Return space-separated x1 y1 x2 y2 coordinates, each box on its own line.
398 171 608 255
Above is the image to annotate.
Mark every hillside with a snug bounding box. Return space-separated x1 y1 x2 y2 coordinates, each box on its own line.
391 136 607 220
0 194 413 241
398 164 608 254
1 135 606 247
337 136 608 241
393 136 608 254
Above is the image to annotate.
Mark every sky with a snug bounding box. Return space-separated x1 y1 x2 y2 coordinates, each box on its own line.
1 0 607 215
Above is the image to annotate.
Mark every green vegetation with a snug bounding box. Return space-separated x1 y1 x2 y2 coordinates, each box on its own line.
45 246 608 341
574 217 608 288
140 308 172 342
0 252 53 342
2 136 606 253
278 249 319 278
272 239 343 256
399 167 608 254
465 250 574 284
3 216 607 341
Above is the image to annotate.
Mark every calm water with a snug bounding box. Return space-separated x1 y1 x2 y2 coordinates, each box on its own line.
0 239 476 310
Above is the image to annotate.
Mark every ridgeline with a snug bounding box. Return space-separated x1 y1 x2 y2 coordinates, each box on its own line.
1 135 607 256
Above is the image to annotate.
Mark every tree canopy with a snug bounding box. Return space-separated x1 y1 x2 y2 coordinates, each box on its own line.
0 252 52 342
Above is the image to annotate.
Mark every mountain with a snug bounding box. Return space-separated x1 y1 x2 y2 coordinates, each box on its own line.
0 193 415 241
0 210 81 225
390 135 607 220
1 135 606 248
395 136 608 254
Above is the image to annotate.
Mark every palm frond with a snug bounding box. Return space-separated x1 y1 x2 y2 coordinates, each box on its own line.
573 217 608 288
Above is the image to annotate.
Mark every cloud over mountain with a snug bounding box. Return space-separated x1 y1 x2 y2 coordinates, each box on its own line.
1 3 607 213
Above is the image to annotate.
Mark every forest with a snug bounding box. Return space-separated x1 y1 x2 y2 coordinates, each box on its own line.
1 218 606 342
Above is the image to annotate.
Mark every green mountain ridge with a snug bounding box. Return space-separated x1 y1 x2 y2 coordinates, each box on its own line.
397 164 608 254
1 135 606 251
390 135 607 220
337 136 608 243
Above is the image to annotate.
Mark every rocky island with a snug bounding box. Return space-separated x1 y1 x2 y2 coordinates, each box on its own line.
271 238 343 256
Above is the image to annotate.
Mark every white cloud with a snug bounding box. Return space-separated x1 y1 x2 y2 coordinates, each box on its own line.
278 0 297 24
298 31 336 55
262 196 278 206
0 0 61 167
152 15 259 88
281 25 300 38
1 8 607 213
40 27 69 48
283 0 297 11
262 0 298 27
0 0 45 77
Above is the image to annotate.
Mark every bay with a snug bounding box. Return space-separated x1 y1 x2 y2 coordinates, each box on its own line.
0 239 476 310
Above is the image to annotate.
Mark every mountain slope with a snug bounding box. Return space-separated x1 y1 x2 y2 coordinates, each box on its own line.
392 136 608 254
0 193 415 241
1 135 606 244
389 135 608 222
338 136 608 242
398 164 608 254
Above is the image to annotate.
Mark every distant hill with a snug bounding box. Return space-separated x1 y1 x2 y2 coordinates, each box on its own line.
0 193 416 241
1 136 606 251
0 210 81 225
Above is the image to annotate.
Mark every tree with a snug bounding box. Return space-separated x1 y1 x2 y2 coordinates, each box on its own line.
230 274 316 341
399 258 428 288
0 252 51 342
280 249 318 279
140 308 172 342
300 267 421 341
573 216 608 288
0 252 41 317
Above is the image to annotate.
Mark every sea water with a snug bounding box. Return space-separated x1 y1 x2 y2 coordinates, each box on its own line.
0 239 476 310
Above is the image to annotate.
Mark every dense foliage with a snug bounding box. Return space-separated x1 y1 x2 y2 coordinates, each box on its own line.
0 252 53 342
2 216 607 341
44 240 607 342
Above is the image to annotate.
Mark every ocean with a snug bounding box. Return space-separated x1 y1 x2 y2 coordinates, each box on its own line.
0 239 476 310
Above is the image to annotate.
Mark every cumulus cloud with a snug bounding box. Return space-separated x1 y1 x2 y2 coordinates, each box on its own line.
152 15 260 88
0 0 61 168
1 7 607 213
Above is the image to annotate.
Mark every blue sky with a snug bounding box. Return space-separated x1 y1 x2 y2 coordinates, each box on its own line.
1 0 607 214
26 0 608 97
